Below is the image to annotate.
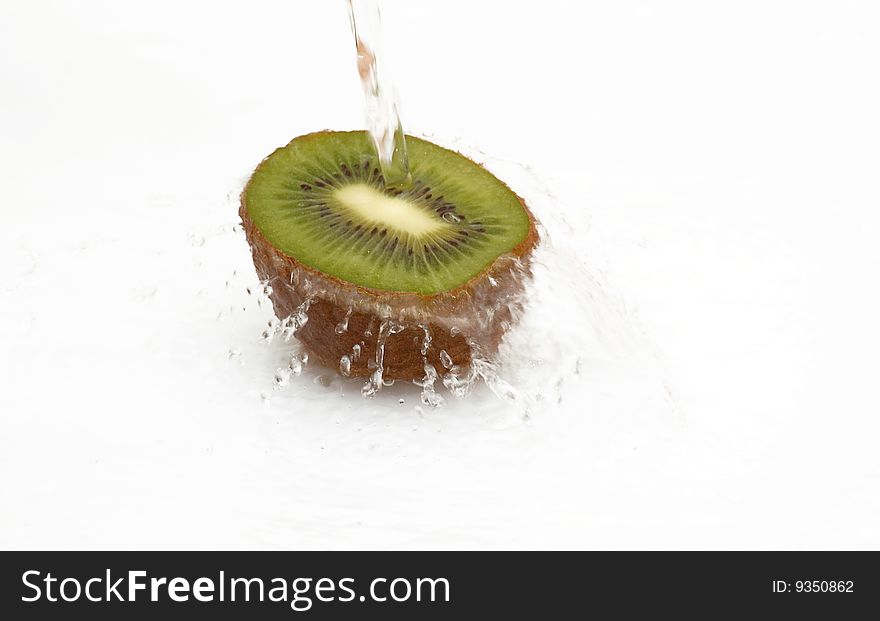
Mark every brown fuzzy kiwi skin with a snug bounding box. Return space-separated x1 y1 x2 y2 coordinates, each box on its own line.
239 131 539 381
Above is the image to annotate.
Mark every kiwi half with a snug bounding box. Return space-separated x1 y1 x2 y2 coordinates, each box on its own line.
240 131 538 381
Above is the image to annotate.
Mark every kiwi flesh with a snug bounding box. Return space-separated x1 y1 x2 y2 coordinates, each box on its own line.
240 130 538 381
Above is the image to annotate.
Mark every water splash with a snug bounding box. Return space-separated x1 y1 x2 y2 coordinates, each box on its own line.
361 319 404 398
273 351 309 390
246 137 667 418
414 363 445 408
261 294 312 344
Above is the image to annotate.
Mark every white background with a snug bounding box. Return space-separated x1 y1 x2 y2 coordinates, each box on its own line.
1 0 879 549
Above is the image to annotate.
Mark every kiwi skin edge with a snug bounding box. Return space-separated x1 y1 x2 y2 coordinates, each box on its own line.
239 132 540 382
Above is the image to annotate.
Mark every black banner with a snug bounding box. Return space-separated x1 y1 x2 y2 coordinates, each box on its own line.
1 552 877 618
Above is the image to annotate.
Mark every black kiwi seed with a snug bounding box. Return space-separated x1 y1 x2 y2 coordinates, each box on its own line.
300 183 312 190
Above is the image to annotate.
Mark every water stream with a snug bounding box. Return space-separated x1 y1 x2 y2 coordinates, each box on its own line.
346 0 411 188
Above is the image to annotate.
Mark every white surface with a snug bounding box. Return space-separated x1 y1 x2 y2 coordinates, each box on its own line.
1 0 879 550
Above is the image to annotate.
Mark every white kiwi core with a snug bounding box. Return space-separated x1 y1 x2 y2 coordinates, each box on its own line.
334 184 447 238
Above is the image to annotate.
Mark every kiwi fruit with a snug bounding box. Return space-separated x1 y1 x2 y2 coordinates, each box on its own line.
240 130 538 382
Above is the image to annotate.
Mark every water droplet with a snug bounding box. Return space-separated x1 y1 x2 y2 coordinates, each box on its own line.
419 325 432 355
335 307 353 334
415 364 445 408
260 318 281 343
441 212 461 224
339 355 351 377
361 369 383 398
273 367 291 389
439 349 453 369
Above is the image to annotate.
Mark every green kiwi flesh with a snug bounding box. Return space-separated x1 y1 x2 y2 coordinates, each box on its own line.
244 131 534 295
